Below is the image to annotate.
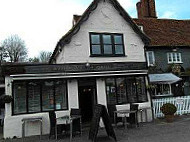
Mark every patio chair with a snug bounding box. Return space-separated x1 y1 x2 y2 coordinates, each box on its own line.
129 104 139 127
49 111 64 139
116 104 130 127
70 108 82 136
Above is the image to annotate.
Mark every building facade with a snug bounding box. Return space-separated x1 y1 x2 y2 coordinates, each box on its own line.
3 0 153 138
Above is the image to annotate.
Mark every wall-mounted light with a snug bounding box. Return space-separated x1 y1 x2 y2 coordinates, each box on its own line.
172 48 177 52
86 62 90 67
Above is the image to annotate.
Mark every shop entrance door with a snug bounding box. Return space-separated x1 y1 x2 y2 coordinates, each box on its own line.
78 78 97 123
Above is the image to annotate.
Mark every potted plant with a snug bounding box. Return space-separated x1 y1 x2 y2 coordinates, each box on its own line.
161 103 177 123
0 95 13 104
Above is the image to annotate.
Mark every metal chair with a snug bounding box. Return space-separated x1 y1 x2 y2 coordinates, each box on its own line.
129 104 139 127
116 104 130 127
49 111 64 139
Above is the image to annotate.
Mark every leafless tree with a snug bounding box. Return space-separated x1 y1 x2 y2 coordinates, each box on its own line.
0 46 8 64
28 57 40 63
1 35 28 62
39 51 52 63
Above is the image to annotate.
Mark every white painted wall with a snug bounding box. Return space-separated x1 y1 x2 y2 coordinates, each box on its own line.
4 77 79 138
56 0 145 64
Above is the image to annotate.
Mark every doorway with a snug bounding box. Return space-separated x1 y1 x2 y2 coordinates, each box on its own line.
78 78 97 123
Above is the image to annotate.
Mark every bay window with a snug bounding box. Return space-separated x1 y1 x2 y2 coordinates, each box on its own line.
13 79 68 115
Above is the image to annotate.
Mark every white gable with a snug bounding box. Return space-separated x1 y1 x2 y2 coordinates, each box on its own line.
56 0 146 64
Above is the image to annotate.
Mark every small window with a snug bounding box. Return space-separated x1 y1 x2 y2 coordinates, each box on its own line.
90 33 125 56
146 51 155 66
167 53 182 64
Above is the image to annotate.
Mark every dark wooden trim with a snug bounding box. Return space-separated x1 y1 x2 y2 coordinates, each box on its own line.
2 62 147 75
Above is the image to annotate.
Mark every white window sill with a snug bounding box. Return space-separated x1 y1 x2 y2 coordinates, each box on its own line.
148 64 155 67
155 94 173 97
168 62 183 64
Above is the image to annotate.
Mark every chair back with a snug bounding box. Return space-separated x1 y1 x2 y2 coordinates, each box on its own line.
49 111 56 127
116 104 130 111
116 104 130 117
70 108 81 116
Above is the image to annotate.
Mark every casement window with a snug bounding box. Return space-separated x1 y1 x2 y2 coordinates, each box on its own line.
13 79 68 115
90 33 125 56
167 52 182 64
146 51 155 66
106 76 148 105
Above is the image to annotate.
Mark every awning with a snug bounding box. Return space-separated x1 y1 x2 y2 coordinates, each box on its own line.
149 73 182 84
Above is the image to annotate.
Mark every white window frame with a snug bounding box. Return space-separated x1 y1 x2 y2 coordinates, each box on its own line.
146 51 155 66
167 52 182 64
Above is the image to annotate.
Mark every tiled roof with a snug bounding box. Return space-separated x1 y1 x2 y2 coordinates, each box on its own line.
133 18 190 46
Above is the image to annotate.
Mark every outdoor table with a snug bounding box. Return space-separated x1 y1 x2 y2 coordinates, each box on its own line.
114 110 138 129
56 115 82 142
21 116 43 141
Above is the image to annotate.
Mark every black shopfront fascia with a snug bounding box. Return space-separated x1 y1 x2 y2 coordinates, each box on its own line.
105 75 148 105
12 79 68 115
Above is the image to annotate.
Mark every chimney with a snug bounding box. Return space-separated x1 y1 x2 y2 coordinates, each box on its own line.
136 0 157 19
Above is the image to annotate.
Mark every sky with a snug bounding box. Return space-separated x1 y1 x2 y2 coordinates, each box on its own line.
0 0 190 58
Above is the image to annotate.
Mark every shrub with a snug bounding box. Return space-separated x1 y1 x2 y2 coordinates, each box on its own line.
161 103 177 115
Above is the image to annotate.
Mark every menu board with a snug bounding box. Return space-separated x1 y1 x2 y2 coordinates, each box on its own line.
89 104 116 142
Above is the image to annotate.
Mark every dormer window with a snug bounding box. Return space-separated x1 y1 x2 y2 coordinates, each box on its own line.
90 33 125 57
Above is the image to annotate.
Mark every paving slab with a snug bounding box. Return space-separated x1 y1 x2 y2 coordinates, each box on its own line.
1 115 190 142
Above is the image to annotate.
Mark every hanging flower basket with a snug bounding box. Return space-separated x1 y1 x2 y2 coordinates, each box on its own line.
0 95 13 104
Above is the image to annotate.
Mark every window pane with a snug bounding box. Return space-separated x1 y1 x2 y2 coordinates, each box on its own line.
42 81 54 111
136 77 147 102
55 80 67 110
176 53 181 62
173 53 176 62
106 78 117 105
114 35 122 44
91 34 100 44
28 82 41 113
116 78 127 104
148 52 154 65
14 82 27 114
104 45 113 54
168 53 172 62
126 77 137 103
91 45 101 54
115 45 124 54
103 35 111 44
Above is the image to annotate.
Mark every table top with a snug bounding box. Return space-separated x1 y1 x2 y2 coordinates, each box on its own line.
22 117 43 122
56 115 81 120
56 115 81 125
114 110 137 114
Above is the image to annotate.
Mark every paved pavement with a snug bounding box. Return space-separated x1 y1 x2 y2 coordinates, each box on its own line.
1 115 190 142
